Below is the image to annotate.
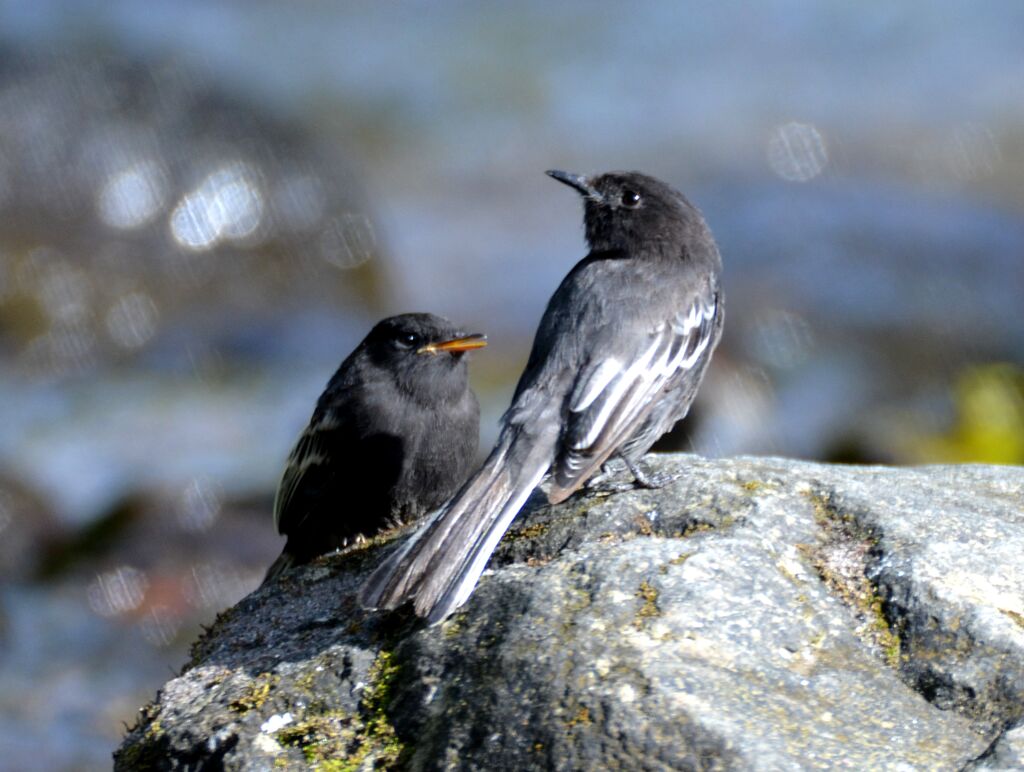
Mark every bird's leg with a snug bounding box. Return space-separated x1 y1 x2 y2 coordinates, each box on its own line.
622 456 676 490
584 458 626 494
585 457 658 495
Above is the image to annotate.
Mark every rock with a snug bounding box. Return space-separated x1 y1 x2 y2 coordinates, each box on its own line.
967 724 1024 770
115 454 1024 770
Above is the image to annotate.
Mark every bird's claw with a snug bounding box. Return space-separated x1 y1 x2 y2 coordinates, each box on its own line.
584 458 675 496
623 458 676 491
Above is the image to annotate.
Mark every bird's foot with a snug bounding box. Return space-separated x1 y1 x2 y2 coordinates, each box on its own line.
584 460 632 496
584 458 666 496
623 457 676 490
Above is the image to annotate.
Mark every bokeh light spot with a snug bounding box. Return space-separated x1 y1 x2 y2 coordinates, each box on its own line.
170 190 221 251
767 122 828 182
97 160 167 230
169 162 265 250
86 566 149 617
210 165 264 240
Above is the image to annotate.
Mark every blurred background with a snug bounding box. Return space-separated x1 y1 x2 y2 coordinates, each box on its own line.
1 1 1022 768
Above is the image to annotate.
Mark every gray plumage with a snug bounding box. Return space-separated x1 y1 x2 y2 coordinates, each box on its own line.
360 171 723 621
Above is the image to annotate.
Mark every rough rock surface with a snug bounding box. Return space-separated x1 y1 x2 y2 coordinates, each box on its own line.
115 454 1024 771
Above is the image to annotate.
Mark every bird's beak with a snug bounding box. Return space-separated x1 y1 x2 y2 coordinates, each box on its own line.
418 333 488 355
546 169 602 201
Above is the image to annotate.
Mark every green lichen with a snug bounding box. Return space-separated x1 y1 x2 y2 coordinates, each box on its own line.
114 704 168 770
276 650 405 770
276 711 353 768
360 650 404 765
443 611 467 639
868 595 902 668
295 668 318 695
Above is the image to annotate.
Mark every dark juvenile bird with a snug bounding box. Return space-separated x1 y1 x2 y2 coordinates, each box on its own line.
361 170 724 621
262 313 486 585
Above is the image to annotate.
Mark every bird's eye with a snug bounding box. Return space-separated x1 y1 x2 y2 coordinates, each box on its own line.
396 333 421 349
621 190 641 208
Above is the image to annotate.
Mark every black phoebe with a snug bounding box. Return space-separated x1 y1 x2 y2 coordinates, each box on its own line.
360 171 724 621
262 313 485 585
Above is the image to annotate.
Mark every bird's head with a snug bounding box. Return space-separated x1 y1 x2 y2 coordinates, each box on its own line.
546 169 705 256
364 313 486 398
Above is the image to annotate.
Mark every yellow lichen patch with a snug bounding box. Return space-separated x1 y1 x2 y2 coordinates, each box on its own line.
798 492 902 668
229 673 277 714
276 711 354 767
565 705 591 729
670 551 694 566
660 551 694 575
275 650 404 771
633 513 654 536
442 611 467 639
682 521 713 537
633 580 661 628
358 650 404 767
506 521 549 542
1000 608 1024 629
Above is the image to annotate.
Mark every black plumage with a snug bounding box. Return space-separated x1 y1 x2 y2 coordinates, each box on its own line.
262 313 484 585
361 171 724 622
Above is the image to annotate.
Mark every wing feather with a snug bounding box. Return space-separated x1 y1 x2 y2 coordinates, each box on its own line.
550 289 719 499
272 414 344 534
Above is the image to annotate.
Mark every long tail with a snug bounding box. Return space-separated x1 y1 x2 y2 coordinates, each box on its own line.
260 548 296 588
359 428 551 623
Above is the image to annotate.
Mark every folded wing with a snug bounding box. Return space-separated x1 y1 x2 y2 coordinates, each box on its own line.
548 288 719 502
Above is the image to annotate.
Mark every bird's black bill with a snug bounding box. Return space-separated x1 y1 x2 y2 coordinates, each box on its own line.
546 169 601 200
418 334 488 355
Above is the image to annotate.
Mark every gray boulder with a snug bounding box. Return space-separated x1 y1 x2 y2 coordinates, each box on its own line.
115 454 1024 770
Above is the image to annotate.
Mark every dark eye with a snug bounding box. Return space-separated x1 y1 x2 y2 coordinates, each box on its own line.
621 190 641 208
396 332 421 349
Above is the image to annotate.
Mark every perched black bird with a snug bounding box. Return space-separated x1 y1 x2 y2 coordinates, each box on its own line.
361 170 724 622
262 313 485 585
